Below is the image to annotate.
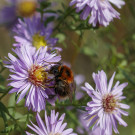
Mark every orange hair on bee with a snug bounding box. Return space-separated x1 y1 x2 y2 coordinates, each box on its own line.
59 65 74 83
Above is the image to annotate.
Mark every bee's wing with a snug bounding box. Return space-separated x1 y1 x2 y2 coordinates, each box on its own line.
68 82 76 102
73 80 76 92
69 80 76 93
61 80 73 102
68 91 73 102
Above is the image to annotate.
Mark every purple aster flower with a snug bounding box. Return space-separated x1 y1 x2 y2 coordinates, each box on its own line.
13 16 61 52
26 110 77 135
70 0 125 27
76 110 102 135
76 110 91 135
0 0 38 28
82 70 130 135
77 126 102 135
0 1 17 28
90 127 102 135
5 45 61 112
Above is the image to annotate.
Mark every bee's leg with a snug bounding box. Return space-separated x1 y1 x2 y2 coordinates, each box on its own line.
48 94 56 99
45 78 55 83
40 84 50 90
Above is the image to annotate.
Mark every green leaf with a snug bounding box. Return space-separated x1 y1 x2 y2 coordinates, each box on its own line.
36 8 43 13
61 2 66 10
1 124 15 133
0 59 2 64
120 68 135 86
119 60 127 68
40 1 51 9
66 111 80 126
0 74 5 83
8 93 16 107
57 10 63 14
5 125 15 132
0 102 9 114
0 102 8 128
18 114 33 122
81 46 97 57
55 33 66 43
0 110 8 127
44 16 55 26
0 85 6 93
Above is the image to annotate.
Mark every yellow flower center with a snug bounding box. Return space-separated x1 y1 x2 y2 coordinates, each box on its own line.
32 33 47 49
17 0 37 17
29 65 47 86
102 94 117 113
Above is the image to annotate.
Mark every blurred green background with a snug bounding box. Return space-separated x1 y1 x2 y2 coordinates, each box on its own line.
0 0 135 134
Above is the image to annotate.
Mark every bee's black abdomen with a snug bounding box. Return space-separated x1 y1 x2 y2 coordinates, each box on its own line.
55 87 67 97
55 79 70 97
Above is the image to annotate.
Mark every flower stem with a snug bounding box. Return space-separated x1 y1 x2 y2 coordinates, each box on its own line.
0 88 11 100
54 7 75 31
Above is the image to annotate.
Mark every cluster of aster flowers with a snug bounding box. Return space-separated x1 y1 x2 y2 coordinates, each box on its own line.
0 0 130 134
70 0 125 27
0 0 38 27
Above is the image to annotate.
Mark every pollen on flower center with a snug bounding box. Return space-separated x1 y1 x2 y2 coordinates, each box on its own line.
32 33 47 49
102 94 117 113
29 65 47 86
17 0 37 17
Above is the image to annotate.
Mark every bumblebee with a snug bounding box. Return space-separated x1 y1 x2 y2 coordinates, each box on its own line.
49 63 76 100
